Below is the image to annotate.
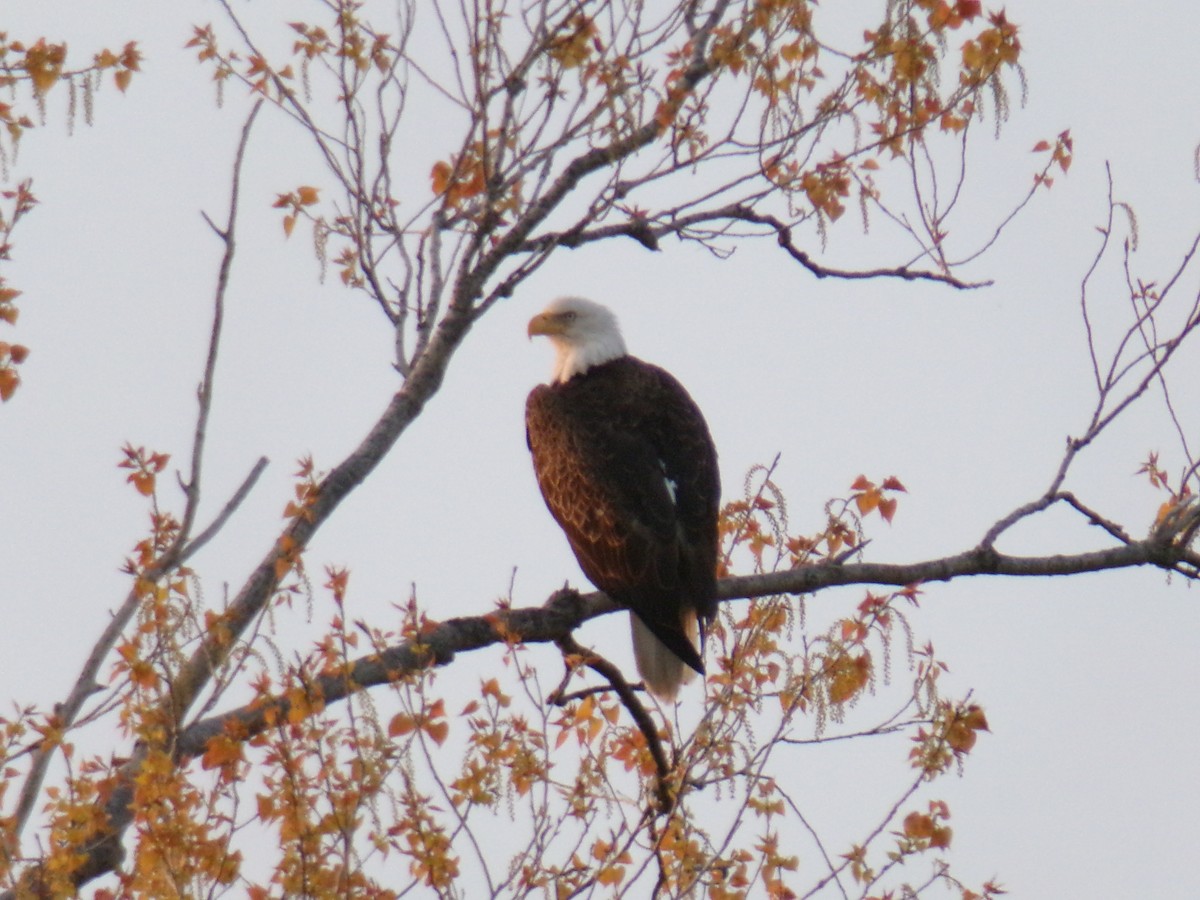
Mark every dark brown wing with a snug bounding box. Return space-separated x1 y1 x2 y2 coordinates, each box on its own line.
526 357 720 673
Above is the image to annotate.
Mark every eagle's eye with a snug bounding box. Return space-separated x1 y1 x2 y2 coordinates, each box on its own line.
563 311 577 321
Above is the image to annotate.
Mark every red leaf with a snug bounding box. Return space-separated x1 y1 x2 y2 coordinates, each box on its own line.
878 497 898 523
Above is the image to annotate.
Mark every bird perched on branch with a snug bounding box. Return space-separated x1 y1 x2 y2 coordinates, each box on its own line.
526 296 720 700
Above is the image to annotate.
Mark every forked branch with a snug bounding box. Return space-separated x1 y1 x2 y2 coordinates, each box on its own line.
10 103 265 840
169 527 1195 768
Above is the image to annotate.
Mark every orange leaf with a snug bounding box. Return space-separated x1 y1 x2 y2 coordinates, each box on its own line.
430 161 452 196
946 720 977 753
131 471 156 496
903 811 934 839
855 490 880 516
287 688 316 724
827 653 870 704
200 734 244 771
596 865 625 886
24 40 65 94
962 705 989 732
956 0 981 19
878 497 897 523
840 619 866 642
0 368 18 401
424 720 449 746
388 712 414 738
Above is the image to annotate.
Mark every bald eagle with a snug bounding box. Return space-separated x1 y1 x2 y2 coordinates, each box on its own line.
526 297 720 700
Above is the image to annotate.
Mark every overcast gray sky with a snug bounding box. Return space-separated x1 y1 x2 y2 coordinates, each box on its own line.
3 1 1199 896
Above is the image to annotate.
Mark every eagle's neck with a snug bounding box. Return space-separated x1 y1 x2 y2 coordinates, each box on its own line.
551 333 627 383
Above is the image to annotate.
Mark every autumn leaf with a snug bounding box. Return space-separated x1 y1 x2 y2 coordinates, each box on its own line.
423 698 449 745
23 39 66 94
855 488 880 516
596 864 625 886
430 160 453 196
962 705 989 732
0 367 18 402
878 497 898 523
388 712 415 738
946 704 989 753
903 811 934 839
841 619 868 643
827 652 871 704
200 734 244 771
956 0 982 19
130 471 156 496
286 685 323 723
548 15 597 69
424 719 449 746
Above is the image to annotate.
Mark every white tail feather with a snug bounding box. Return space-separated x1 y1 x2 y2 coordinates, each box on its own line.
630 613 700 701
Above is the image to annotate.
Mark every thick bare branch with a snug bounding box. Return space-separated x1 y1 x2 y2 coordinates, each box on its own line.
166 532 1194 771
25 522 1184 891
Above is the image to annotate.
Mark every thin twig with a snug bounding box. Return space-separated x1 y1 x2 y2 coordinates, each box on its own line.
10 102 264 840
726 205 992 289
181 456 269 559
554 633 674 812
182 99 262 539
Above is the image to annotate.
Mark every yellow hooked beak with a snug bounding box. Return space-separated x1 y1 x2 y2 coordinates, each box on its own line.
527 312 567 339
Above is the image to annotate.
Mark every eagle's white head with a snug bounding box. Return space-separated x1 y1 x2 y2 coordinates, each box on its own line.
528 296 628 383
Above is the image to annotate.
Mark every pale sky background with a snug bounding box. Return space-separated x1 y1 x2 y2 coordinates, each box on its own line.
2 1 1200 897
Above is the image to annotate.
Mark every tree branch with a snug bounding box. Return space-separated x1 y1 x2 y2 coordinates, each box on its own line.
552 632 674 812
165 534 1193 774
5 15 757 895
724 205 992 289
10 102 264 842
8 531 1152 894
513 203 994 290
180 455 270 559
